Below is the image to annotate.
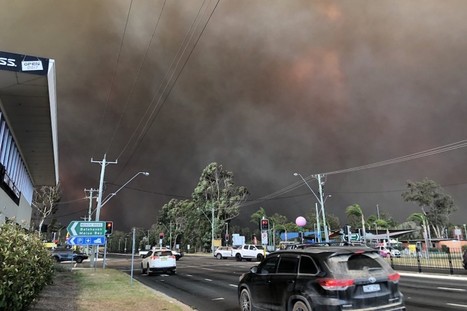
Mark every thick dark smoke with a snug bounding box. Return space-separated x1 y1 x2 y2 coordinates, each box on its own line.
1 0 467 232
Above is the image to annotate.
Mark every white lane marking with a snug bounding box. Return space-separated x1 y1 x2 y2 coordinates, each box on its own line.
201 267 215 271
447 303 467 308
229 284 238 288
186 274 193 277
212 298 224 301
205 278 213 281
437 287 466 292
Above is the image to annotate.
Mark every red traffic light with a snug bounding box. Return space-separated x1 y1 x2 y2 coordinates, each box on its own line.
105 221 113 235
260 219 269 231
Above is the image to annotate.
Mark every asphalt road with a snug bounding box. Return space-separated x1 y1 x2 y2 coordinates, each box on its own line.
106 253 467 311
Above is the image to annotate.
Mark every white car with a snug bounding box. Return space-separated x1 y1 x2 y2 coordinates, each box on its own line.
214 246 235 259
141 248 176 275
389 248 401 258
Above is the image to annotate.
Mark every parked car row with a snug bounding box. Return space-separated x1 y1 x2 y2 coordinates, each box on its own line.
214 244 268 261
376 246 401 258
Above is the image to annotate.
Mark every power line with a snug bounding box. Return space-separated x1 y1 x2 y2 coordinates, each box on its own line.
105 0 168 155
243 139 467 206
92 0 135 156
114 0 220 180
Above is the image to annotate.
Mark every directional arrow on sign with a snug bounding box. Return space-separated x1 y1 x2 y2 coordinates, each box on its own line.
66 221 106 236
69 222 78 236
67 235 106 246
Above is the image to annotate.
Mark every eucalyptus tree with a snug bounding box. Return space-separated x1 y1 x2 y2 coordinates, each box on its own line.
402 178 456 238
159 199 197 250
192 162 249 250
32 184 61 236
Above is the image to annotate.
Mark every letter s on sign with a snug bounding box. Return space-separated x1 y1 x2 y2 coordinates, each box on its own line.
0 58 17 67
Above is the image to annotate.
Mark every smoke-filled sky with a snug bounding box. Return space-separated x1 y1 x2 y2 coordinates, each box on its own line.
1 0 467 232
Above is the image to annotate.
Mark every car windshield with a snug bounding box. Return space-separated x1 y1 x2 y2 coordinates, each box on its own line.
325 252 392 278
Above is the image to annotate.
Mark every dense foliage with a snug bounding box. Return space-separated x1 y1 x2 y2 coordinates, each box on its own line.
0 222 54 310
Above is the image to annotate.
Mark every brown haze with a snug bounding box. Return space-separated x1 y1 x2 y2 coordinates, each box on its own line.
1 0 467 231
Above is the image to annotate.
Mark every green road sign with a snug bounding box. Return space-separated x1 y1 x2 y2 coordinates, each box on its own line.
67 221 106 236
350 233 360 241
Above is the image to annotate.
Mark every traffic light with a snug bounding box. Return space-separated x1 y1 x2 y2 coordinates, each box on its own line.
105 221 113 235
159 232 164 240
260 219 269 231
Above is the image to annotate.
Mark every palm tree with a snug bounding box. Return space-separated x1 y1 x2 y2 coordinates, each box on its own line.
345 204 366 242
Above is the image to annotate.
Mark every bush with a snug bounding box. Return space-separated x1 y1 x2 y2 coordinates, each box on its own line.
0 222 55 310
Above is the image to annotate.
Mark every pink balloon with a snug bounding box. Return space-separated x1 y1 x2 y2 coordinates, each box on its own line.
296 216 306 227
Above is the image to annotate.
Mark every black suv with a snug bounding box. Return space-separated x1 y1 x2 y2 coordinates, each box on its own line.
238 246 405 311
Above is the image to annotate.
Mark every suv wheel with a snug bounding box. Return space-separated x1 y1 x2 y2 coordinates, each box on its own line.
292 300 310 311
53 256 60 262
141 263 147 275
75 257 83 263
216 253 222 260
236 253 242 261
256 254 264 261
239 288 253 311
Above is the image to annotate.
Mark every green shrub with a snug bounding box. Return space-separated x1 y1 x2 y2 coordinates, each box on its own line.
0 222 55 310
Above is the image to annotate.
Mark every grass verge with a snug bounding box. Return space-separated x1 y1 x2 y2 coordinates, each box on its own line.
74 268 190 311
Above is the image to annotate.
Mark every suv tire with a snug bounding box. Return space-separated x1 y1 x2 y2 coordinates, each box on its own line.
256 254 264 261
75 257 84 263
239 288 254 311
216 253 222 260
292 300 310 311
236 253 242 261
141 263 147 275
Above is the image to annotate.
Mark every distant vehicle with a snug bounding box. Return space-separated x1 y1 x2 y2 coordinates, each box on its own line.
214 246 238 259
238 245 405 311
141 248 176 275
139 249 150 257
376 246 391 258
171 249 183 261
390 248 401 258
140 247 182 260
233 244 269 262
51 248 88 263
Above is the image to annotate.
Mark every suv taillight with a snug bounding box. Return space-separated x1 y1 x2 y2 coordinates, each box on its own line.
319 278 355 290
388 272 400 282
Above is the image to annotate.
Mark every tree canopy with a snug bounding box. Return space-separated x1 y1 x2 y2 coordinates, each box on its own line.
401 178 456 238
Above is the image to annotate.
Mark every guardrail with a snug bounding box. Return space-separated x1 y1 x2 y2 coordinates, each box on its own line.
387 248 467 275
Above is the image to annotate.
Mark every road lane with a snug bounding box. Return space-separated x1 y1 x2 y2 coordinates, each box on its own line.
109 254 467 311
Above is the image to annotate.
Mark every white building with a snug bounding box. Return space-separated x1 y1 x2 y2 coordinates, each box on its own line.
0 50 58 229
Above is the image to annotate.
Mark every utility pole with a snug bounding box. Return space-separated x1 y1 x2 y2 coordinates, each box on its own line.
91 154 117 221
90 154 117 267
316 174 329 242
84 188 98 221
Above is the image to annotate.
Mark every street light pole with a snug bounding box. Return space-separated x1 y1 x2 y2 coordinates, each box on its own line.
100 171 150 207
293 173 329 242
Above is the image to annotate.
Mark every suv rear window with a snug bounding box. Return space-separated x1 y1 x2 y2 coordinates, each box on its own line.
155 251 172 256
326 252 390 278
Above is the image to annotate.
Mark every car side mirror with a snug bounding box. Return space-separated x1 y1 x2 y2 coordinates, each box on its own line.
250 266 258 274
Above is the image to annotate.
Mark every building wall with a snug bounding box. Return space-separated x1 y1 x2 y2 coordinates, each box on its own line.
0 190 31 228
